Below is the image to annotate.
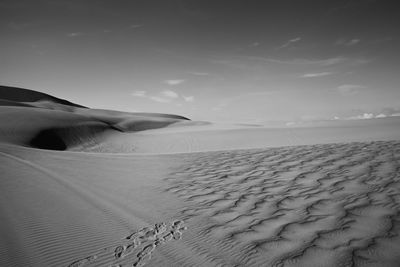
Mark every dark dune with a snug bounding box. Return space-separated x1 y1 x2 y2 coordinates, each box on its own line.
0 85 87 108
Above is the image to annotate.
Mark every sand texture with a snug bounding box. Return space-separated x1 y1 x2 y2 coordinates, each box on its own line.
165 141 400 266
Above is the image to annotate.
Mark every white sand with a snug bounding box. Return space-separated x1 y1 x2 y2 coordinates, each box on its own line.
1 87 400 266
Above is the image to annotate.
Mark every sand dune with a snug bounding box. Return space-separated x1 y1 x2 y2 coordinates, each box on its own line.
1 86 400 266
0 86 189 151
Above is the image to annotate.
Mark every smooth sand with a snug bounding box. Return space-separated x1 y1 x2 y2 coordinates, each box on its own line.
1 87 400 266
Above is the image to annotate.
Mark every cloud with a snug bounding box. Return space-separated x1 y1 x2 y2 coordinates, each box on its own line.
149 96 171 103
148 90 179 103
161 90 179 98
335 38 360 46
342 113 374 120
131 89 194 104
164 79 185 85
188 71 210 76
131 90 146 97
375 113 387 118
301 72 332 78
379 107 400 117
358 113 374 119
227 56 348 67
334 108 400 121
249 42 260 47
278 37 301 49
67 32 84 37
337 84 366 95
183 95 194 102
347 113 390 120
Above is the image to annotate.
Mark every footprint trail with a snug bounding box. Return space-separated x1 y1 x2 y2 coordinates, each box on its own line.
68 220 187 267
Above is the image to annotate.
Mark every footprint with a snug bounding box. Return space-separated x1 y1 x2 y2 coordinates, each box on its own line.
121 238 140 258
114 245 125 259
137 243 156 258
154 237 166 247
172 230 182 240
133 253 152 267
163 232 174 242
155 222 167 235
171 220 185 230
68 255 98 267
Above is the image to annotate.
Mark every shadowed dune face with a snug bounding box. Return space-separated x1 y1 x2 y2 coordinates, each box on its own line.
30 128 67 150
29 123 112 151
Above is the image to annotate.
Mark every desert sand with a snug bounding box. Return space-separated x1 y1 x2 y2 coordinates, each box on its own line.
1 86 400 266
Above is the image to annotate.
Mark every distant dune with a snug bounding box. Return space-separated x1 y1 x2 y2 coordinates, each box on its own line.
1 86 400 266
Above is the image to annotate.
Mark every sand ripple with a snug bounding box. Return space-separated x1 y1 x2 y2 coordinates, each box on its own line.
165 141 400 266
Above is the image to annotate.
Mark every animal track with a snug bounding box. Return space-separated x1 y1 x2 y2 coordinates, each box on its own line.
67 220 186 267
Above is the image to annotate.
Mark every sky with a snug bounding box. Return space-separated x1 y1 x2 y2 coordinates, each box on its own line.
1 0 400 123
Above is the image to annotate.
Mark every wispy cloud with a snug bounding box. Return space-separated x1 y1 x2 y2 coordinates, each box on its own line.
346 113 375 120
249 42 260 47
226 56 348 66
149 90 179 103
161 90 179 98
188 71 210 76
131 90 147 97
183 95 194 102
164 79 185 85
212 55 371 72
337 84 366 95
278 37 301 49
301 72 333 78
375 113 387 118
67 32 84 37
131 89 193 104
149 96 171 103
335 38 360 46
